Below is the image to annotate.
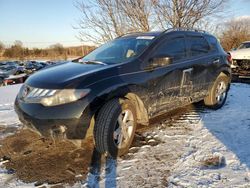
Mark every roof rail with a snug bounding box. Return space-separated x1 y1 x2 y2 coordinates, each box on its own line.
117 28 208 39
118 32 145 38
164 28 208 34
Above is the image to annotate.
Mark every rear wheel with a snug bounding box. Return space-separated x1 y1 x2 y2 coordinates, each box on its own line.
204 73 230 109
94 98 137 158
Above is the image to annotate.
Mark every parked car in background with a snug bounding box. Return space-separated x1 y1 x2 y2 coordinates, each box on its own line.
0 60 56 87
15 28 231 158
0 61 25 76
0 65 18 75
24 61 48 71
0 61 26 87
230 41 250 70
39 62 49 68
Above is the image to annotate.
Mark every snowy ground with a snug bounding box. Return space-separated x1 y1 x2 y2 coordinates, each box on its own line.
168 84 250 187
0 83 250 187
0 85 22 139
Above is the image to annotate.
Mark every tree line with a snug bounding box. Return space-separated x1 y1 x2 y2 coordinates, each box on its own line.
0 41 95 60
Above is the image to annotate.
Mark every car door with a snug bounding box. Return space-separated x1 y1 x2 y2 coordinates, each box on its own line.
141 34 194 117
186 34 212 101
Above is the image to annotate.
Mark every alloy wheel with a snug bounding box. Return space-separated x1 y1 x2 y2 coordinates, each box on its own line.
215 81 227 105
113 109 134 149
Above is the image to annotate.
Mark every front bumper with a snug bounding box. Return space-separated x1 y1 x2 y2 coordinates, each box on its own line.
14 97 93 139
232 59 250 70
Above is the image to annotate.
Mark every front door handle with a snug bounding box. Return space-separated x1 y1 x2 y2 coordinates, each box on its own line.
183 68 193 73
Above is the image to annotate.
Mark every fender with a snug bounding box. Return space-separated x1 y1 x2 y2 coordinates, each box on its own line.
86 82 149 126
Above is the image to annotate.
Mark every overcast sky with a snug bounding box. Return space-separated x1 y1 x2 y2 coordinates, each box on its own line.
0 0 250 48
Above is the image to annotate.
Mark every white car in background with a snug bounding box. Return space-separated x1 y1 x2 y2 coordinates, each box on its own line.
230 41 250 70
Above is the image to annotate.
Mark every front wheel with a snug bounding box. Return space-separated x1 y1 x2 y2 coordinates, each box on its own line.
204 73 230 109
94 98 137 158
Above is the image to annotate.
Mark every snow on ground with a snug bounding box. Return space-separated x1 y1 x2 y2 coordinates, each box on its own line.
0 84 34 187
0 84 22 105
168 83 250 187
0 84 22 139
0 83 250 187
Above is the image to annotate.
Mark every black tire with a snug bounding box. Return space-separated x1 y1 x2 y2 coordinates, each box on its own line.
204 73 230 109
94 98 137 158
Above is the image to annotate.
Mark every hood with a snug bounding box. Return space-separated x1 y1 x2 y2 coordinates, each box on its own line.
25 62 111 89
230 48 250 60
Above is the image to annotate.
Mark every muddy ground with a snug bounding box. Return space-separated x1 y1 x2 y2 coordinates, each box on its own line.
0 106 192 187
0 129 95 186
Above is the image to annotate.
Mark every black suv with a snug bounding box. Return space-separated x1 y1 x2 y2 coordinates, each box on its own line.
15 28 231 157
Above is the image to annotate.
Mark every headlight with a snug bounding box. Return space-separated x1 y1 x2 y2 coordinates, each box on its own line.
20 85 90 106
40 89 90 106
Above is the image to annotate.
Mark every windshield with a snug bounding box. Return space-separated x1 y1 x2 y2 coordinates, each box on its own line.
238 42 250 49
82 36 154 64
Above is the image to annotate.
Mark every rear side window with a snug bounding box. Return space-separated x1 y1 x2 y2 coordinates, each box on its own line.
155 37 186 61
188 36 210 57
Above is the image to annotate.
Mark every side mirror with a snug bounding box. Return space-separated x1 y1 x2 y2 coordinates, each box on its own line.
145 56 172 71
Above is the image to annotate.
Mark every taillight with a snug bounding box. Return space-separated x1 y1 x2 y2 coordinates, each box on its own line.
227 52 232 64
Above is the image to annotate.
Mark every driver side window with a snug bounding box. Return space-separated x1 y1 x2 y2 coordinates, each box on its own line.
154 37 186 62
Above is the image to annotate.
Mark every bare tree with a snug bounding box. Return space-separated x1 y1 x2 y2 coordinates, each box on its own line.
0 41 4 54
75 0 124 44
153 0 228 29
2 40 24 60
14 40 23 47
50 43 64 54
75 0 229 44
218 17 250 51
75 0 153 44
119 0 154 32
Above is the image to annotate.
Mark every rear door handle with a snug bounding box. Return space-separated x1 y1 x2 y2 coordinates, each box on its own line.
213 59 220 64
183 68 193 73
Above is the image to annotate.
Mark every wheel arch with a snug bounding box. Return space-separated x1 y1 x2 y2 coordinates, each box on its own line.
123 92 149 126
218 64 232 79
221 70 231 79
208 70 231 93
88 85 149 127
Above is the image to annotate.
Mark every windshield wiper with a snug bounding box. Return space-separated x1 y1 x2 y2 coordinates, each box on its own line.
82 60 107 65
